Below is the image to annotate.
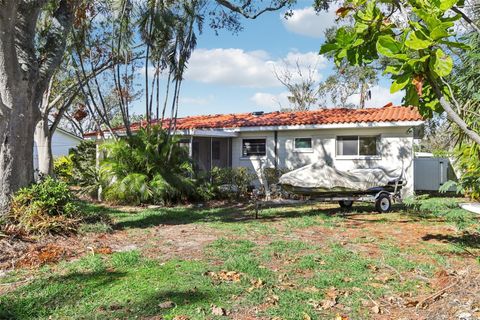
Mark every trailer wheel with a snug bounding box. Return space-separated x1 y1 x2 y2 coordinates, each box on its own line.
339 200 353 209
375 194 391 213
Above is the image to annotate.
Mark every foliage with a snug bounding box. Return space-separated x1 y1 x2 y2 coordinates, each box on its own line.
68 140 99 198
211 166 256 198
53 155 74 183
405 195 475 230
100 127 199 205
7 177 80 235
440 144 480 200
320 0 470 117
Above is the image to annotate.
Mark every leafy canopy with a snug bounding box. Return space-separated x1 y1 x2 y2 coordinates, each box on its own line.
320 0 468 117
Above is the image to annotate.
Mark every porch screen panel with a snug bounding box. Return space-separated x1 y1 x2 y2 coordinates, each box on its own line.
242 139 266 157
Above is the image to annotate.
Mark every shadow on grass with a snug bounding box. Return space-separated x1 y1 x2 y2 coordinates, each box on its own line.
113 201 411 230
0 270 211 320
422 232 480 250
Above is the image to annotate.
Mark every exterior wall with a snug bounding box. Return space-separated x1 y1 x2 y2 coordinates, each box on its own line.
231 127 415 196
33 130 82 170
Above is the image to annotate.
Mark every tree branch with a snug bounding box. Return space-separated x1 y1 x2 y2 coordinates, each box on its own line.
452 6 480 35
428 73 480 145
215 0 292 19
37 0 76 89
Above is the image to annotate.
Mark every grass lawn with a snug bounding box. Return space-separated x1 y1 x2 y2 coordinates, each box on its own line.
1 199 479 319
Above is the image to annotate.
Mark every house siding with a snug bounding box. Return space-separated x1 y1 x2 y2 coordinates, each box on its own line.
33 130 82 170
231 126 415 196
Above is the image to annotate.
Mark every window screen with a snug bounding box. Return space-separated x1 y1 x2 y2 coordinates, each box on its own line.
242 139 266 157
212 140 221 160
294 138 312 149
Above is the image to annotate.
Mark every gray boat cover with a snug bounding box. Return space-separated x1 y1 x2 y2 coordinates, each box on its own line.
279 160 402 192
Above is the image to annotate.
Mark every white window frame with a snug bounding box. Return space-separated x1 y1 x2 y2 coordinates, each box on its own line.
240 137 267 159
293 137 313 153
335 135 381 160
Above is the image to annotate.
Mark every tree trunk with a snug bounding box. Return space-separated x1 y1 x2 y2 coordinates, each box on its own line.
0 92 38 213
34 117 54 177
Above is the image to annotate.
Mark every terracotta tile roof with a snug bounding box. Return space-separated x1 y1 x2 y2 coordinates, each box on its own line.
84 104 423 137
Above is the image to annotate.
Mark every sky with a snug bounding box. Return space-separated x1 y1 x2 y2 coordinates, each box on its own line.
131 1 404 118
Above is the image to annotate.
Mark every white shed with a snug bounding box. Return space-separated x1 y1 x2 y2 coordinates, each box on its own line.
33 128 83 170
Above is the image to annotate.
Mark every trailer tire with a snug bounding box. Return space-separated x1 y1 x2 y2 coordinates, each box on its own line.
375 194 391 213
339 200 353 209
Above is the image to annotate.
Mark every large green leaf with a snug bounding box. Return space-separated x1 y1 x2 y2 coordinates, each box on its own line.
320 43 338 54
429 48 453 77
390 72 412 93
433 0 458 11
405 31 433 50
430 24 451 40
376 35 401 57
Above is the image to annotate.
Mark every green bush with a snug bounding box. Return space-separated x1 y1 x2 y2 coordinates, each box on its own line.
7 177 80 235
69 140 99 198
53 155 74 182
100 127 199 205
405 195 475 230
439 144 480 201
211 166 256 198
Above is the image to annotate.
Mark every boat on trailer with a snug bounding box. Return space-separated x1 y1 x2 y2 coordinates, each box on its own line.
278 161 405 213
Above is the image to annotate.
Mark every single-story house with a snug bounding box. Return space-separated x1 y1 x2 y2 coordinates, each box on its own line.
34 128 83 170
84 103 424 196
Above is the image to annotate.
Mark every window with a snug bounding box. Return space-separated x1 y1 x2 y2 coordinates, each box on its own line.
294 137 312 150
212 140 221 160
336 136 379 156
242 139 266 157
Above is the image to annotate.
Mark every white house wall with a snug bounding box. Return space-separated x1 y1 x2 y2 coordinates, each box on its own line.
33 131 82 170
231 127 415 196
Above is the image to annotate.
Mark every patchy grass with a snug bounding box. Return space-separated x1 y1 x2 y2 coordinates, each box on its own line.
1 197 480 319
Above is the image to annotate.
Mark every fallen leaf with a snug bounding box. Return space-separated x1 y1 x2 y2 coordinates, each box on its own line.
266 294 280 306
247 278 265 292
173 316 189 320
302 313 311 320
404 299 419 308
211 305 227 316
94 246 112 255
335 314 349 320
371 305 381 314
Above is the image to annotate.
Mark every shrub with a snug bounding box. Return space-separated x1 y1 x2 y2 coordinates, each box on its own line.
439 144 480 200
405 195 475 230
7 177 80 235
100 127 198 205
53 155 74 182
69 140 99 198
211 166 256 199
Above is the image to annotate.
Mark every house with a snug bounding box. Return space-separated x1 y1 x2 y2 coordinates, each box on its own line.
84 103 424 196
33 128 83 170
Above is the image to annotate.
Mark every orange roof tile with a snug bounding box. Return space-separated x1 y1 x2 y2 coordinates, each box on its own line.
84 104 423 137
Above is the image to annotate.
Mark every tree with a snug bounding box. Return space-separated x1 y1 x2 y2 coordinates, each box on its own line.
318 65 377 108
273 59 320 111
320 0 480 145
0 0 78 213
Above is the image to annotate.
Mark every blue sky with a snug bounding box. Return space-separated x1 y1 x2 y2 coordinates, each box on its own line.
132 1 404 117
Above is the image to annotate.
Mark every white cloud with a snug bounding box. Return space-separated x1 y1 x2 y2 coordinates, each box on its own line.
185 48 328 88
251 92 290 109
179 95 214 106
281 6 337 38
347 85 405 108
